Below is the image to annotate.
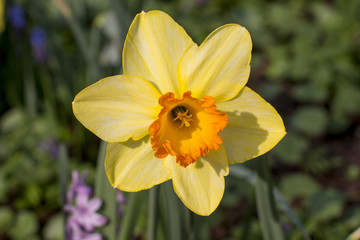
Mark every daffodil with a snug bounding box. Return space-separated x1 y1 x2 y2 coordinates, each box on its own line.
72 10 286 216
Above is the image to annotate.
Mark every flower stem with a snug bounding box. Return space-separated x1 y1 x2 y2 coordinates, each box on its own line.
147 186 159 240
58 144 68 239
52 0 101 82
163 181 182 240
253 157 285 240
118 192 144 240
95 141 117 240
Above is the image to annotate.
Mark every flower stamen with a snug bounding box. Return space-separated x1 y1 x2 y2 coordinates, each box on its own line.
172 106 193 128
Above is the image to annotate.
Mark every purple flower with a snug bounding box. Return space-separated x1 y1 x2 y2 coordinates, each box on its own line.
65 170 107 240
67 171 92 203
64 193 107 232
8 4 26 30
66 219 103 240
30 27 47 63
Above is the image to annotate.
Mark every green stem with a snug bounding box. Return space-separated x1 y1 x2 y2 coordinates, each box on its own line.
163 181 182 240
94 141 117 240
240 187 255 240
148 186 159 240
253 157 285 240
185 209 195 240
24 61 36 117
58 144 68 239
67 15 101 81
109 0 131 38
53 0 101 81
118 192 144 240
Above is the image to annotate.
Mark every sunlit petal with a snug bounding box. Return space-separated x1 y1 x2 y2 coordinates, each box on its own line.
217 87 286 164
123 10 195 97
73 75 161 142
164 146 229 216
178 24 252 101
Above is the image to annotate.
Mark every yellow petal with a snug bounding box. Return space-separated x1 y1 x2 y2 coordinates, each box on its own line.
164 146 229 216
216 87 286 164
178 24 252 102
123 10 195 97
105 136 171 191
72 75 161 142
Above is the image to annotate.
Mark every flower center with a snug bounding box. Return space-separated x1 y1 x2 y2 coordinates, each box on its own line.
149 91 228 167
171 106 193 128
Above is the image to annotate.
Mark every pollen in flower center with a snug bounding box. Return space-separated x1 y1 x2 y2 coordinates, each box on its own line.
149 91 229 167
171 106 194 128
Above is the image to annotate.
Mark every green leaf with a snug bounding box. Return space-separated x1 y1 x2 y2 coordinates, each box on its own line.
163 181 183 240
308 189 345 221
148 186 159 240
274 132 309 165
43 214 64 240
292 83 328 103
9 211 39 240
273 190 311 240
253 158 285 240
94 141 117 240
58 144 68 238
231 165 311 240
333 84 360 116
0 207 14 231
279 173 320 204
118 192 145 240
291 106 328 137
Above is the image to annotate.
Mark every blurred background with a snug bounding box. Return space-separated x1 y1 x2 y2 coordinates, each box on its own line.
0 0 360 239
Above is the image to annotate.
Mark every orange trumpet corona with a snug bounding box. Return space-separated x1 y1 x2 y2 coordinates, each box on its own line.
149 91 229 167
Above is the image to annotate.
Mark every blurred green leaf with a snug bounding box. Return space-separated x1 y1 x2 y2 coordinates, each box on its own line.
0 207 14 232
346 165 360 181
333 84 360 116
308 189 345 221
291 107 328 137
279 173 320 204
344 207 360 229
304 147 342 175
0 109 26 134
119 192 145 240
266 46 289 81
43 214 64 240
24 185 42 207
9 211 39 240
292 83 328 103
95 141 117 240
253 158 285 240
274 132 309 165
0 171 7 202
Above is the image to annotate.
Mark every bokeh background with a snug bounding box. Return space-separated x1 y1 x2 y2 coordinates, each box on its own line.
0 0 360 239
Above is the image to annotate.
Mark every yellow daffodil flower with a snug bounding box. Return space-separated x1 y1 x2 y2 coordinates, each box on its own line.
72 10 286 216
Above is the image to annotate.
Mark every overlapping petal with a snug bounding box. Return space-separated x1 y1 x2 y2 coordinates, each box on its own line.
216 87 286 164
105 136 171 191
123 10 195 97
164 146 229 216
72 75 161 142
177 24 252 102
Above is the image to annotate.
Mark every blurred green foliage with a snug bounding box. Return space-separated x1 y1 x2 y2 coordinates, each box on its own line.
1 0 360 239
